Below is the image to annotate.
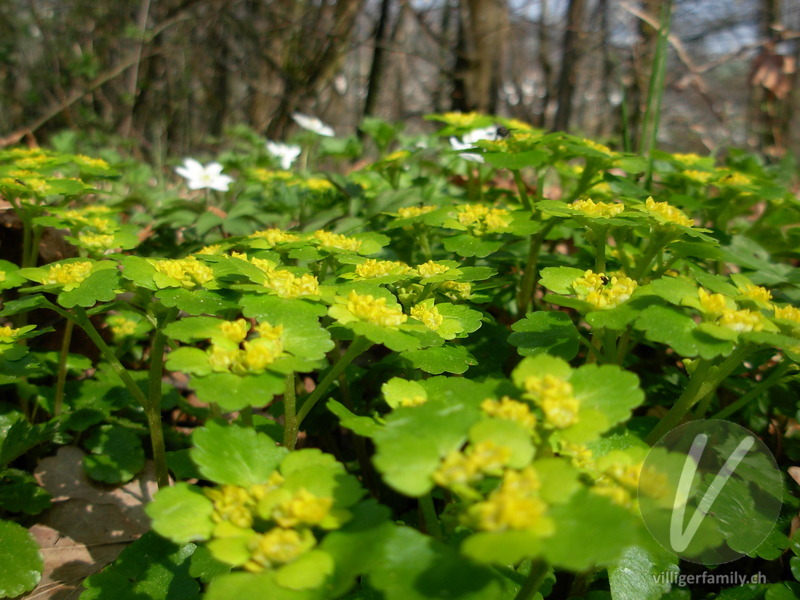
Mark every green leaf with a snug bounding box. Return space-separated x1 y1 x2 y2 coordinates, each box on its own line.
156 288 240 316
204 572 322 600
0 519 42 598
58 267 120 308
461 530 546 565
0 469 52 514
80 532 199 600
539 266 586 294
482 150 549 170
469 418 534 468
608 545 678 600
191 420 287 486
570 364 644 431
189 544 232 583
544 490 639 570
82 424 145 484
191 372 285 411
400 344 477 374
509 312 580 360
327 400 382 438
381 378 427 410
279 449 365 509
635 305 734 358
0 418 58 468
165 347 212 376
369 526 503 599
146 482 215 544
443 234 503 258
275 550 334 590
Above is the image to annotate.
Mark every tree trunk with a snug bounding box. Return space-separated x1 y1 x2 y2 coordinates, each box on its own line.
362 0 392 122
552 0 585 132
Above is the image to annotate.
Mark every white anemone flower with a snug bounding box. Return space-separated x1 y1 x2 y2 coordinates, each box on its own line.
175 158 234 191
292 112 335 137
266 141 302 169
449 126 498 164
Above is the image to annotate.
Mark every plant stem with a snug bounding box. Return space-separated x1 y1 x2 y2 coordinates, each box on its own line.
646 346 752 444
517 221 555 315
513 170 533 212
418 492 443 540
239 406 254 428
514 560 550 600
283 372 298 449
712 360 792 420
295 336 372 427
53 319 74 416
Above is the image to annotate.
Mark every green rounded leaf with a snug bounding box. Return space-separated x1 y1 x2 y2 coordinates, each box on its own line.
83 424 145 484
192 420 287 486
146 483 215 544
0 519 42 598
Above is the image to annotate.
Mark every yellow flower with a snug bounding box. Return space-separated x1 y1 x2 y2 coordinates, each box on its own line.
481 396 537 431
108 316 137 338
559 441 594 469
410 303 443 331
774 305 800 323
345 290 407 328
698 288 729 315
78 232 115 250
74 155 110 169
569 198 624 218
672 152 703 165
572 270 637 310
152 257 214 289
437 111 484 128
250 228 301 246
644 197 694 228
314 231 362 252
718 308 763 333
398 394 427 408
0 325 21 340
272 489 333 528
582 138 615 157
304 178 335 193
205 485 257 528
743 284 772 303
267 270 320 298
355 259 412 279
456 204 511 234
433 450 482 488
197 244 223 255
682 169 714 184
246 528 315 570
45 261 92 289
416 260 451 279
397 205 436 218
440 280 471 300
208 344 241 372
467 467 553 533
251 168 296 184
718 171 752 186
524 375 580 429
220 319 250 343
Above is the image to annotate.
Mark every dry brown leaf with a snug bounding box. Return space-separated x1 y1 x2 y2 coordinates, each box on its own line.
22 446 160 599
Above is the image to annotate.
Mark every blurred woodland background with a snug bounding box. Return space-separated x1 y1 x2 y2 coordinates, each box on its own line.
0 0 797 160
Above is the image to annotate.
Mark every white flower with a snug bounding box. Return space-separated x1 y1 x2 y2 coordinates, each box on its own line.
175 158 234 191
266 141 302 170
292 113 335 137
449 126 498 164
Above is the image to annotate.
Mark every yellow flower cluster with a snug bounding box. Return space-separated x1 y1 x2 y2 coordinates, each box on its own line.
433 440 512 489
410 303 443 331
302 178 335 193
152 257 214 289
416 260 451 278
437 111 483 128
569 198 624 218
682 169 714 184
203 473 335 573
718 171 752 186
45 261 93 288
698 289 763 332
74 154 110 169
523 375 580 429
78 232 115 250
313 230 362 252
582 138 615 157
572 270 637 310
207 321 285 374
743 284 772 303
355 259 413 279
0 325 21 340
267 270 320 298
398 394 427 408
108 315 137 338
397 205 436 218
645 197 694 228
441 280 471 300
456 204 512 235
480 396 537 431
345 291 407 328
251 168 296 184
774 305 800 323
466 467 554 533
558 441 594 469
250 228 301 246
672 152 703 165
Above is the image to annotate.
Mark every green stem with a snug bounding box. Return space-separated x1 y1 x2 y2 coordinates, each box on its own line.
283 373 298 450
514 560 550 600
601 328 618 364
712 360 792 420
513 170 533 212
517 221 555 315
414 224 433 262
53 319 74 416
239 406 254 428
295 336 372 426
631 233 668 281
646 346 752 444
418 492 443 540
591 226 608 273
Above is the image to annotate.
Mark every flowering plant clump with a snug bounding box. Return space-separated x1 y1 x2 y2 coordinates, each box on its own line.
1 114 799 600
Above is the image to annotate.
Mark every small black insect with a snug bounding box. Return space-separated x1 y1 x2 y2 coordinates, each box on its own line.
495 126 511 139
600 275 610 285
